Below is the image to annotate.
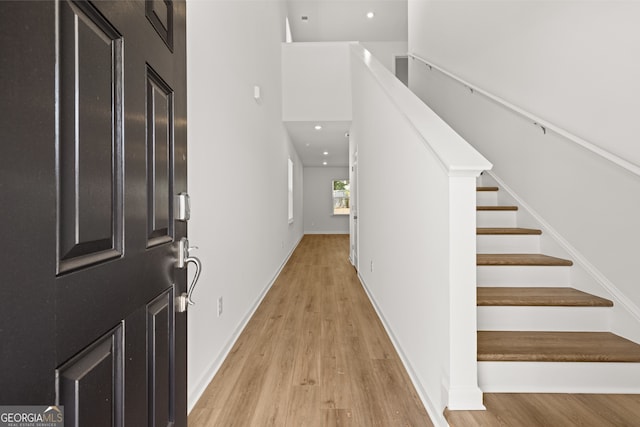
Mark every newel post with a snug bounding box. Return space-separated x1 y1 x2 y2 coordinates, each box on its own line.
447 170 486 410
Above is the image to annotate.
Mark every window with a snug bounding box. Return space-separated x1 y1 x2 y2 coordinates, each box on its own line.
288 158 294 223
332 179 350 215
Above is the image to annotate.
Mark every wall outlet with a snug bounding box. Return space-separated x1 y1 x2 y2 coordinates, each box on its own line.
217 297 223 317
370 260 374 272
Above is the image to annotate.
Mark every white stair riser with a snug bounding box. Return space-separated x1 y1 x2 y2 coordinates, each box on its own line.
477 235 540 254
477 266 571 286
478 306 609 332
476 191 498 205
478 361 640 393
476 211 517 227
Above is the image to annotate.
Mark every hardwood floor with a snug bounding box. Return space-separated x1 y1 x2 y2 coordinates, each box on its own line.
445 393 640 427
188 234 433 426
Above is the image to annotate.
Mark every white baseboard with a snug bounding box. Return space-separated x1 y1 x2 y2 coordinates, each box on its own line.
303 230 350 235
357 272 450 427
187 234 304 414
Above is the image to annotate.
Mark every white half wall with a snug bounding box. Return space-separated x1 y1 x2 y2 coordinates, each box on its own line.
186 0 304 412
350 43 489 424
303 166 350 234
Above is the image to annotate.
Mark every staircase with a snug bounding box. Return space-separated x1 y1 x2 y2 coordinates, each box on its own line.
475 178 640 392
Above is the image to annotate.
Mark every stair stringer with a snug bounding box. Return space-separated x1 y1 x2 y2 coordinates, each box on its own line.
480 170 640 345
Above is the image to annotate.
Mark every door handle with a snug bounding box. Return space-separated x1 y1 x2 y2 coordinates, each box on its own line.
184 255 202 306
175 238 202 312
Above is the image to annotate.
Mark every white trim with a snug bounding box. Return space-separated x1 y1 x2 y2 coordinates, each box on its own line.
303 230 349 235
187 234 304 413
357 272 450 427
487 170 640 326
409 53 640 178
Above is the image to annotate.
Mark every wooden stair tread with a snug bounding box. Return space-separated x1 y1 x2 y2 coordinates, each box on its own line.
477 227 542 235
478 331 640 362
477 287 613 307
478 254 573 266
477 186 499 191
477 205 518 211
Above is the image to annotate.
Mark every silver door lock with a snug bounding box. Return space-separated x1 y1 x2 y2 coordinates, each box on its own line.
175 192 191 221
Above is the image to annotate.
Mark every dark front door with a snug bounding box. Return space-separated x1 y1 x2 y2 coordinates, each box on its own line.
0 1 188 426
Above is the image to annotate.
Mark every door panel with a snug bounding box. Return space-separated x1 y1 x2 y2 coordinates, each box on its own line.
57 325 124 427
146 66 174 247
57 0 124 273
146 0 173 52
0 1 187 425
147 290 175 427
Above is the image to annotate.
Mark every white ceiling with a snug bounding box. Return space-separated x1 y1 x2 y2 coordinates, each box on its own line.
284 1 407 168
287 0 408 43
285 121 351 167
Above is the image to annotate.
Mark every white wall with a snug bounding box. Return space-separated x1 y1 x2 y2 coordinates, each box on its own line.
280 42 407 120
186 0 304 412
408 0 640 167
282 42 352 121
361 41 408 74
303 166 350 234
408 1 640 341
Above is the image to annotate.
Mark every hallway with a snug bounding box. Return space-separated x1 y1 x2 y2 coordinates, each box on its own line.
188 234 433 426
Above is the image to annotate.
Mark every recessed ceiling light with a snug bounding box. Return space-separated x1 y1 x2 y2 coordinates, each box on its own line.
314 125 322 130
322 161 327 165
305 143 310 147
366 11 375 19
323 151 328 155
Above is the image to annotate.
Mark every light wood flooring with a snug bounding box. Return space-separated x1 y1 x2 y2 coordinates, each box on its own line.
445 393 640 427
188 234 433 426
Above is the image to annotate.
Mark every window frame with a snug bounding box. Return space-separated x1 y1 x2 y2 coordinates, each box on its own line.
287 157 294 223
